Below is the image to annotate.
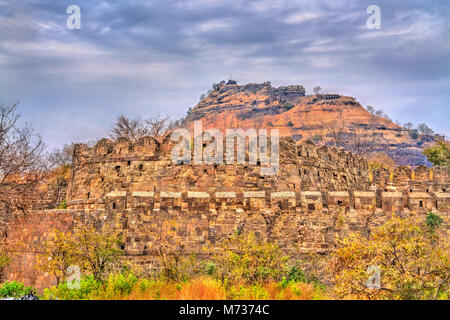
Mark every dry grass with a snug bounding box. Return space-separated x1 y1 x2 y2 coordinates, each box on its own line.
124 277 326 300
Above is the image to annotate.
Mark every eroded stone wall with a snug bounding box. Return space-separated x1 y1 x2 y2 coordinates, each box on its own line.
1 137 449 290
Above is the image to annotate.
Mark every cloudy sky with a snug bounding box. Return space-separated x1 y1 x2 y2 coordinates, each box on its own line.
0 0 449 150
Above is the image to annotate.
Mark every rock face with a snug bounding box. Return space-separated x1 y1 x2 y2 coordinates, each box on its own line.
184 81 433 166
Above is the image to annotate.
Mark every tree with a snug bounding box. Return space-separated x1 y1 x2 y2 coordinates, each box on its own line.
110 114 177 143
326 111 346 148
365 106 375 114
109 114 146 142
144 114 175 143
213 232 289 285
375 109 384 117
72 222 123 282
331 214 449 300
149 217 199 282
423 140 450 168
409 129 419 140
313 86 322 95
403 122 414 131
48 143 75 168
37 220 123 283
367 151 396 171
0 103 47 230
417 123 434 136
349 121 376 156
37 229 76 285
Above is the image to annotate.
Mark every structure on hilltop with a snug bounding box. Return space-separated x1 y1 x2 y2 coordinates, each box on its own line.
184 81 435 166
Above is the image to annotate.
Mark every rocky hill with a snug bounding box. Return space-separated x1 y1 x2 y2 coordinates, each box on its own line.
183 81 433 166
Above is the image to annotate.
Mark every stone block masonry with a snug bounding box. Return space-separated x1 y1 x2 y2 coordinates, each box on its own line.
1 136 449 289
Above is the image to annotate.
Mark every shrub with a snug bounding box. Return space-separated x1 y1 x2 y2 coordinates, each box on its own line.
37 221 124 284
56 199 67 209
409 129 419 140
426 212 443 233
42 272 138 300
0 281 36 298
213 232 289 285
331 214 450 300
42 275 101 300
0 253 10 268
282 102 294 111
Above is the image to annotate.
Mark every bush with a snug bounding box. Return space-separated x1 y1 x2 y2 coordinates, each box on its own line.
0 253 10 268
426 212 443 233
42 272 138 300
212 232 289 285
282 102 295 111
409 129 419 140
332 214 450 300
56 199 67 209
0 281 36 298
43 275 101 300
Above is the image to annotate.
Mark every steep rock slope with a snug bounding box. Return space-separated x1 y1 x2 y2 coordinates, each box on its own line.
183 81 432 166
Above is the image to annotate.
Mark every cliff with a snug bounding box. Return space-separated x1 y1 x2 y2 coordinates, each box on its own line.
183 81 433 166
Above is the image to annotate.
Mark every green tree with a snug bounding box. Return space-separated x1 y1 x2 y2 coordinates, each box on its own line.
37 229 76 285
72 222 124 281
37 221 124 283
423 140 450 168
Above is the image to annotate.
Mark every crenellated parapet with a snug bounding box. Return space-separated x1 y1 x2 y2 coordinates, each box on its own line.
64 189 450 214
66 137 370 202
371 164 449 193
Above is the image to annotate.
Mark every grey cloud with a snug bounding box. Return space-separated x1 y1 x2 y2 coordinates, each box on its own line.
0 0 448 149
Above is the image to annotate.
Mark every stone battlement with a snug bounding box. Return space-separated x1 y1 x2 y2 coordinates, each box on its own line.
67 137 369 202
65 189 450 213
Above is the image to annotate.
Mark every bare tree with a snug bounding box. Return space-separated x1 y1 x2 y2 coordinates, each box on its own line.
109 114 147 142
349 124 376 156
326 111 346 148
375 109 384 117
365 106 375 114
417 123 434 136
110 113 179 143
313 86 322 95
313 124 328 147
145 114 176 143
403 122 414 131
48 143 75 168
0 103 47 230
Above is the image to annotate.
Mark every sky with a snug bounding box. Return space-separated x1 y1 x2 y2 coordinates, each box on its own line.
0 0 449 150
